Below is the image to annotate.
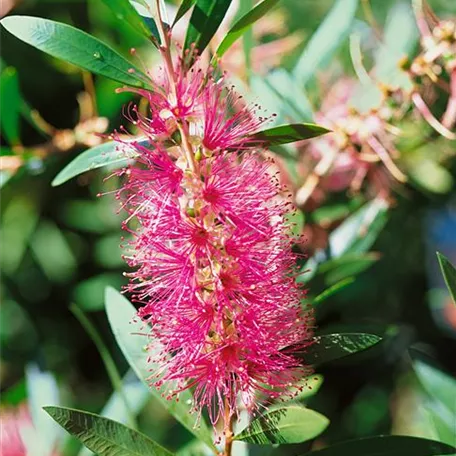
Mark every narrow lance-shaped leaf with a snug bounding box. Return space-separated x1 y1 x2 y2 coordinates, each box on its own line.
0 16 148 88
104 287 215 450
184 0 232 63
234 405 329 444
249 123 330 147
297 333 382 366
0 67 21 146
313 277 355 305
299 435 456 456
100 0 160 43
214 0 279 59
44 406 173 456
293 0 359 85
51 140 141 187
437 252 456 304
173 0 197 26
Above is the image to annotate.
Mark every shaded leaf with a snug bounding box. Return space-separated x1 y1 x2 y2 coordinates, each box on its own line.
437 252 456 304
313 277 355 304
299 435 456 456
104 287 215 449
51 140 140 187
173 0 197 26
234 405 329 444
300 333 382 366
1 16 148 87
44 406 173 456
293 0 359 85
184 0 232 61
214 0 279 59
0 67 21 145
250 123 329 146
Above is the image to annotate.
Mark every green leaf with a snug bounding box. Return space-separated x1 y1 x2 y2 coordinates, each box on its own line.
173 0 197 26
249 123 329 146
299 333 382 366
413 358 456 415
234 405 329 444
100 0 159 43
313 277 355 304
299 435 456 456
184 0 232 61
437 252 456 304
51 140 138 187
277 374 324 403
0 67 21 145
214 0 279 59
1 16 148 88
104 287 215 450
329 198 388 257
293 0 359 85
44 406 173 456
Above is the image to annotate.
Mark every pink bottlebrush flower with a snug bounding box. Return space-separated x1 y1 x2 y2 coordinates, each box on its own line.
0 406 30 456
112 61 313 425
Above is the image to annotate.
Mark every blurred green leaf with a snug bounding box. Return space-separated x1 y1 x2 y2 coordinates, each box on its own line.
214 0 279 59
52 141 138 186
299 333 382 366
373 2 417 90
329 198 389 257
277 374 324 403
437 252 456 304
293 0 359 85
184 0 232 62
44 406 173 456
105 287 215 450
234 405 329 444
0 67 21 145
0 16 148 88
173 0 197 26
100 0 159 42
299 435 456 455
313 277 355 304
250 123 329 146
409 159 454 194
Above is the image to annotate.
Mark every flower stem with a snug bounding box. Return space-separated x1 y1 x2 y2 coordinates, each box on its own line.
223 398 234 456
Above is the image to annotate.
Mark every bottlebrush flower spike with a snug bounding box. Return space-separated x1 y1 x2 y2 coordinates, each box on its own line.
112 57 313 427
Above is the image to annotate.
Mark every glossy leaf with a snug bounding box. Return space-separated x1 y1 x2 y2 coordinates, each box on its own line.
299 435 456 456
104 287 215 449
234 405 329 444
277 374 324 403
44 406 173 456
51 140 139 186
437 252 456 304
249 123 329 146
100 0 159 42
293 0 359 85
173 0 197 26
0 67 21 145
1 16 148 87
299 333 382 366
214 0 279 59
184 0 232 61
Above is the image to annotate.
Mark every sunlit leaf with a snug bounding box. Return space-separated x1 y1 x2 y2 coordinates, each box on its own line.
298 333 382 366
277 374 324 403
0 67 21 145
437 252 456 304
250 123 329 146
234 405 329 444
1 16 148 87
105 287 215 450
299 435 456 455
214 0 279 59
293 0 359 85
51 140 139 187
184 0 232 62
313 277 355 304
44 406 173 456
173 0 197 26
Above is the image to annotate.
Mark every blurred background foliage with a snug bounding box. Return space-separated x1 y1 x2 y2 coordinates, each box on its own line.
1 0 456 455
